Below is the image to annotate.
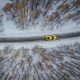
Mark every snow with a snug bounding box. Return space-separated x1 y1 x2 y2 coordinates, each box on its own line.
0 36 80 49
0 18 80 37
0 36 80 80
0 0 80 38
0 0 10 9
0 1 80 79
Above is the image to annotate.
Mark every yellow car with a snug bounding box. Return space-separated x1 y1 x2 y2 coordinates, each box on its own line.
46 36 53 40
46 35 57 40
53 35 57 40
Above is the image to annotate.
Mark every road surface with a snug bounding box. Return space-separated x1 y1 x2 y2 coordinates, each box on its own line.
0 31 80 43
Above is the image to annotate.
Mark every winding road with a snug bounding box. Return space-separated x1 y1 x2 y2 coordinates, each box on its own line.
0 31 80 43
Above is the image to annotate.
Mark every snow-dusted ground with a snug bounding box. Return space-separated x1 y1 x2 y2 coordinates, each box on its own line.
0 37 80 49
0 41 80 80
0 0 80 80
0 0 80 37
0 20 80 37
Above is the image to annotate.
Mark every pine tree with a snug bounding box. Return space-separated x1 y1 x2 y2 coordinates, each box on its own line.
2 0 80 30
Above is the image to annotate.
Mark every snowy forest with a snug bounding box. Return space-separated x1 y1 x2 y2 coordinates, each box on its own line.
0 42 80 80
0 0 80 80
0 0 80 30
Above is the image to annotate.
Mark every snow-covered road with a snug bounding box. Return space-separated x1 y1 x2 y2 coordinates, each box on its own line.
0 31 80 42
0 36 80 50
